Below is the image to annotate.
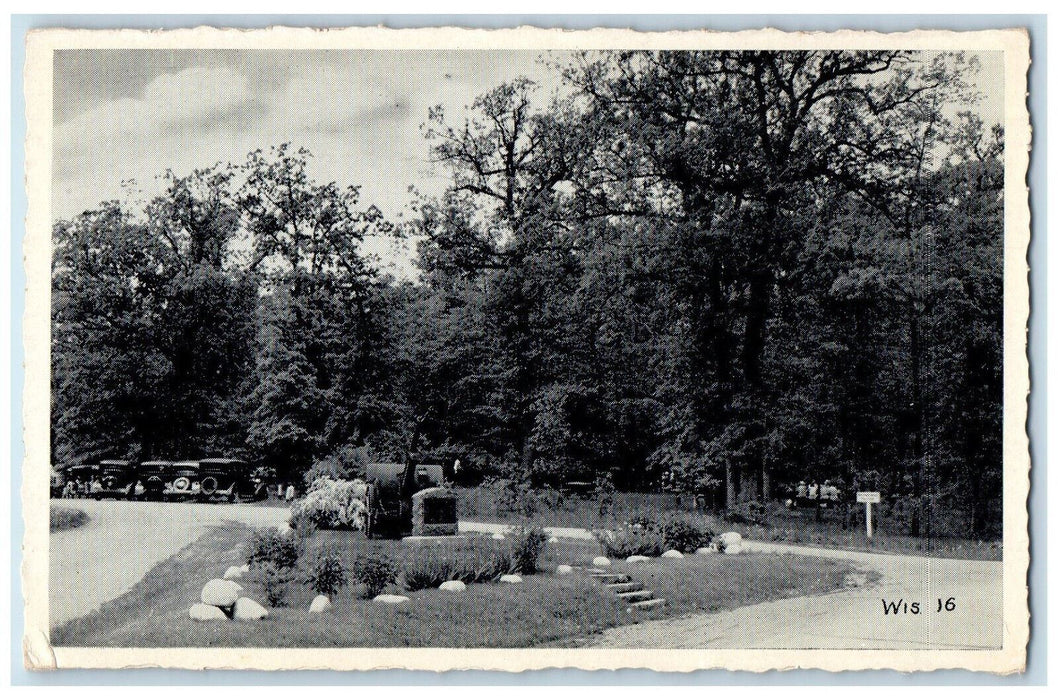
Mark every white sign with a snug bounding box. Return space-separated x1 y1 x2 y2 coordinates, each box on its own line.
856 491 880 504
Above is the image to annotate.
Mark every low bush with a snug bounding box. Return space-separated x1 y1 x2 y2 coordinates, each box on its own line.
247 528 301 570
352 555 398 599
661 517 714 553
50 506 89 532
401 541 514 591
306 554 348 597
594 522 664 558
251 562 294 607
726 500 769 526
290 478 369 531
507 525 549 574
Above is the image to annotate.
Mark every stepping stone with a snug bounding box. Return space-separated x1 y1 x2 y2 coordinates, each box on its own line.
607 582 643 593
617 589 654 601
630 598 666 610
590 573 631 583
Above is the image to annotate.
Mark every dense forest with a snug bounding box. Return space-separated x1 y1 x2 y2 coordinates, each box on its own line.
52 50 1004 535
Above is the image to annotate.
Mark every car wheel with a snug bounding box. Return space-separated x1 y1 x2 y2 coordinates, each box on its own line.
200 476 218 496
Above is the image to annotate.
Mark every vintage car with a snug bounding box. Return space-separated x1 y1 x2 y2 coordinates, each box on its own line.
196 457 268 502
91 460 144 500
138 461 173 501
363 461 445 538
164 460 202 500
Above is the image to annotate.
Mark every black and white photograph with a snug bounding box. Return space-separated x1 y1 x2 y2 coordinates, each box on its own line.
21 25 1030 673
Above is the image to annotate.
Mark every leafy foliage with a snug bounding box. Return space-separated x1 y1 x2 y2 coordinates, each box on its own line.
246 528 301 571
305 554 348 597
351 555 398 599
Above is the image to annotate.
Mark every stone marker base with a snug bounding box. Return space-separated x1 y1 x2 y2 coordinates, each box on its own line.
402 535 469 544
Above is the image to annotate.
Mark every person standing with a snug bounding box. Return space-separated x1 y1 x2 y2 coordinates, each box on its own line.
285 484 296 502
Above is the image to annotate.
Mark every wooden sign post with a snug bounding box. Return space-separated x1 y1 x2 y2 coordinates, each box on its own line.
856 491 881 538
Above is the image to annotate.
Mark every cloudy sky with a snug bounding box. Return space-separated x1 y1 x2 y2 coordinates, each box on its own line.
52 50 1003 275
52 49 563 274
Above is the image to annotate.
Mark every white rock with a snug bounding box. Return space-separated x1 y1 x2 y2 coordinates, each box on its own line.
695 547 713 555
223 566 243 580
189 603 228 621
719 531 743 546
661 549 684 559
201 578 243 607
491 533 505 540
724 543 745 555
233 597 268 620
592 556 611 567
375 594 410 604
548 536 559 544
626 555 650 563
309 594 332 612
555 564 573 576
499 574 523 583
439 580 467 592
239 564 250 573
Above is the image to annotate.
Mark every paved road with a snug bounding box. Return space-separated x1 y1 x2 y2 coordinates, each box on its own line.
585 540 1003 649
49 499 289 628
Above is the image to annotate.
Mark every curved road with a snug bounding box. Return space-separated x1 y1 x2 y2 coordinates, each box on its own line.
49 498 289 628
584 541 1003 649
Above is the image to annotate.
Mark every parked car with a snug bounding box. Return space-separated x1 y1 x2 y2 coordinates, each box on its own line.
138 461 172 501
91 460 143 500
197 458 268 502
164 460 201 500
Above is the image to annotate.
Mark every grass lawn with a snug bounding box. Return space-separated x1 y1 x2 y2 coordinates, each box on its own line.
50 506 89 532
52 524 863 648
454 485 1002 561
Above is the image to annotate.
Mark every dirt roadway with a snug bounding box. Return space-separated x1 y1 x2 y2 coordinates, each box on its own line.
584 541 1004 649
49 498 289 629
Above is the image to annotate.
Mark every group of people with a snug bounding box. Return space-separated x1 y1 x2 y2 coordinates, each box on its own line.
794 479 841 502
61 478 98 498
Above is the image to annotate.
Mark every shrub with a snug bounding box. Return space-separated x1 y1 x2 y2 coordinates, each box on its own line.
508 525 549 574
401 541 514 591
726 500 769 526
306 554 348 597
661 517 714 553
352 555 398 599
50 506 89 532
289 510 318 540
247 528 301 570
594 522 664 558
290 477 368 531
252 562 293 607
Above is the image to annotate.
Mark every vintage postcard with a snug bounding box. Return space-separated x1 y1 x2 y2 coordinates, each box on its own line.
22 25 1031 673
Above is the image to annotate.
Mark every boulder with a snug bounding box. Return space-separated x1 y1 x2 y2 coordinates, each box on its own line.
375 594 410 604
499 574 523 584
555 564 573 576
695 547 714 555
548 536 559 544
723 543 745 555
233 597 268 620
718 531 743 547
309 594 332 612
239 564 251 573
661 549 684 559
592 556 611 567
439 580 467 592
223 566 243 580
491 533 506 540
189 603 228 621
201 578 243 607
626 555 650 563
